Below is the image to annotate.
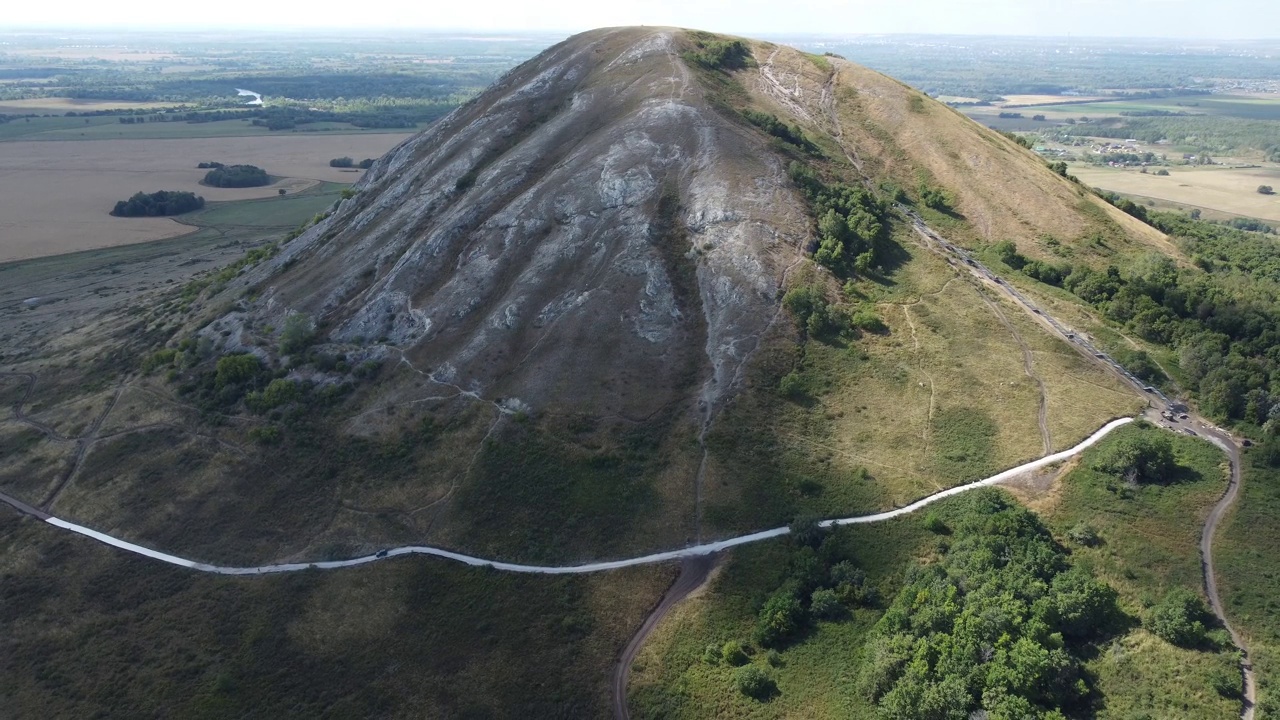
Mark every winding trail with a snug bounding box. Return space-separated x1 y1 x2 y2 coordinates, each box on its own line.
0 417 1133 576
976 289 1052 453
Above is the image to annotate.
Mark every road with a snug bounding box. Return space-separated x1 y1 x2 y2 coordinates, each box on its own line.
612 554 716 720
0 418 1132 576
899 206 1256 719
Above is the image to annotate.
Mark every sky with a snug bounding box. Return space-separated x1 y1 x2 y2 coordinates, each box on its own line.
2 0 1277 39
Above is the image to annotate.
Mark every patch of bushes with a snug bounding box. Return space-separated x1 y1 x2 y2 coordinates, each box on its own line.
861 491 1121 719
684 36 752 71
789 162 893 279
742 109 818 154
735 666 776 700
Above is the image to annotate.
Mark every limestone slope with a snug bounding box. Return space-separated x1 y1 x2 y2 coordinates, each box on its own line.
238 27 809 421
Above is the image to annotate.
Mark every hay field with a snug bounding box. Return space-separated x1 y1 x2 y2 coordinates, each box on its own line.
1073 164 1280 223
0 133 411 263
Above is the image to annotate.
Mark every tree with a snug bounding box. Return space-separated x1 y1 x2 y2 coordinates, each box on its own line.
278 188 287 196
1090 431 1176 484
755 591 805 647
329 156 355 168
810 588 843 619
1259 185 1276 195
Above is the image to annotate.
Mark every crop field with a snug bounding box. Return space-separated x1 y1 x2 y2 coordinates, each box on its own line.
1023 94 1280 121
0 114 419 142
0 133 410 262
1071 165 1280 223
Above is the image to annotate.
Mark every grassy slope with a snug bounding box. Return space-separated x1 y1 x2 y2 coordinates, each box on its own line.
633 423 1241 718
1038 423 1241 719
0 511 673 718
1217 452 1280 719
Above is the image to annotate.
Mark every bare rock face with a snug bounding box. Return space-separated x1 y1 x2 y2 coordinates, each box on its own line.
240 28 810 420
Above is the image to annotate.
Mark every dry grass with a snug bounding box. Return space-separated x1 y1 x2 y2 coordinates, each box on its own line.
997 94 1109 107
1073 164 1280 223
747 43 1182 265
0 134 411 263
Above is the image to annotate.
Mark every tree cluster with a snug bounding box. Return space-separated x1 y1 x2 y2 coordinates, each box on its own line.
329 157 376 169
741 110 819 154
788 162 893 279
203 164 269 188
110 190 205 217
862 491 1120 720
683 35 752 71
994 207 1280 423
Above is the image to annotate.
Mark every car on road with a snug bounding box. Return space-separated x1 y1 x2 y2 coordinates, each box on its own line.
376 549 389 558
1184 429 1197 436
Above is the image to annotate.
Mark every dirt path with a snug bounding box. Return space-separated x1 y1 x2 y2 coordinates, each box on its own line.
612 554 717 720
0 372 74 442
40 378 126 510
1199 434 1257 720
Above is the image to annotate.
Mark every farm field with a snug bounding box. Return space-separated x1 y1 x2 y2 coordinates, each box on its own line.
0 115 420 142
0 133 410 262
1071 164 1280 223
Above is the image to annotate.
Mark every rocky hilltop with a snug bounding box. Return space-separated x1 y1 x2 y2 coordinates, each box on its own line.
233 28 810 422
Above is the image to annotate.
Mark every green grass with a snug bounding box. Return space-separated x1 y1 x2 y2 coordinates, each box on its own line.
1043 422 1242 719
0 511 673 719
1217 450 1280 719
929 406 997 482
179 182 347 229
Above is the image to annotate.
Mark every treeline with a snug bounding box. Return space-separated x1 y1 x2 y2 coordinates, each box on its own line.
110 190 204 217
683 34 752 71
742 110 820 155
203 164 269 188
1060 115 1280 155
328 157 375 169
993 205 1280 424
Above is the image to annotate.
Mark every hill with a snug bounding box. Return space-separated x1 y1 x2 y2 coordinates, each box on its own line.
0 26 1264 719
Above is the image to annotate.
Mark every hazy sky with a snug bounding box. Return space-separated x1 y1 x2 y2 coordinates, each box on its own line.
4 0 1277 39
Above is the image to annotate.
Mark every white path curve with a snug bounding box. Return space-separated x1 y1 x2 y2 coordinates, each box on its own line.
37 418 1133 576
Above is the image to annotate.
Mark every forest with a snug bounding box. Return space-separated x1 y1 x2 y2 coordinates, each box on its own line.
202 164 269 188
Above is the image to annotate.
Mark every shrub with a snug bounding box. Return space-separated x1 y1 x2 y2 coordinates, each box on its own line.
721 640 748 666
279 313 316 355
329 156 354 168
1066 522 1100 546
754 591 805 647
1209 667 1241 698
735 666 776 700
923 512 949 534
687 38 751 71
215 354 262 388
1145 589 1211 647
702 643 721 665
766 650 783 667
1259 185 1275 195
810 588 843 620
